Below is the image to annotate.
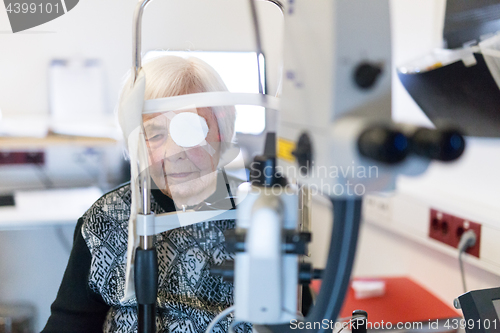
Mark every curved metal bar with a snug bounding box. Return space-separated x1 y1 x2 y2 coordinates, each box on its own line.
248 0 265 94
260 0 284 13
132 0 283 83
133 0 153 83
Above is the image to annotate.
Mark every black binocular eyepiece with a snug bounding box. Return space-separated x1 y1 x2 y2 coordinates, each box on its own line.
358 127 409 164
358 125 465 164
410 127 465 162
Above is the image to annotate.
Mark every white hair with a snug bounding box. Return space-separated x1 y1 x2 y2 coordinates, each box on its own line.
142 55 236 147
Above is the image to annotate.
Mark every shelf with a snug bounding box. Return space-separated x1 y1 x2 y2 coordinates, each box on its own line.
0 134 118 150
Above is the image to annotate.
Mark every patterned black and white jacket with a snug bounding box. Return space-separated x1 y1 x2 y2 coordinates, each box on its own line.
42 175 249 333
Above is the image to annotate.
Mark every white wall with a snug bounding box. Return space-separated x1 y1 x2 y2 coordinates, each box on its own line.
0 0 133 116
391 0 445 127
0 0 283 117
391 0 500 219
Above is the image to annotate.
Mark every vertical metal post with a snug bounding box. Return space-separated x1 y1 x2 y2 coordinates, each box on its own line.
135 141 157 333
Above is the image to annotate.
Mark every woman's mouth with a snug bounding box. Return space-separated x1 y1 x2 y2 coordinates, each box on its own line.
167 172 194 178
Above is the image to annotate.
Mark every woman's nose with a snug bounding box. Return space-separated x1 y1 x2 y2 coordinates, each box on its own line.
163 133 187 161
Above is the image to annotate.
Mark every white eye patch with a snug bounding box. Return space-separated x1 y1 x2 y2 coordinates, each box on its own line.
169 112 209 148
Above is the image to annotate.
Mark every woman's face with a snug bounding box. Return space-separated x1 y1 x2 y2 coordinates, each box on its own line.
143 107 221 207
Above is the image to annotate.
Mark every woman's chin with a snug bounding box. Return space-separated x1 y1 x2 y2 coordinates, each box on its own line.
169 173 217 207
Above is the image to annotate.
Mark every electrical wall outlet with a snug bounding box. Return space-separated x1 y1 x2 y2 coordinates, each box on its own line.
454 218 481 258
429 209 481 258
429 210 455 248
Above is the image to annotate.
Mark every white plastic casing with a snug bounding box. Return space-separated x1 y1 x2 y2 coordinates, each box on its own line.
234 182 299 324
277 0 430 197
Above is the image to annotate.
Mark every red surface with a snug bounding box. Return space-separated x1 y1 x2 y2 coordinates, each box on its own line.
311 277 461 325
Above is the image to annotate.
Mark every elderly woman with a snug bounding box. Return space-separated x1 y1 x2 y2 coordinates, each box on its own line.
42 56 246 333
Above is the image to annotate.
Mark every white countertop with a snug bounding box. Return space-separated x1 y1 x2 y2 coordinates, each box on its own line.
0 187 103 230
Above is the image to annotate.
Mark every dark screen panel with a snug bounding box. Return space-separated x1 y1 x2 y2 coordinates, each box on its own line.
398 54 500 137
444 0 500 48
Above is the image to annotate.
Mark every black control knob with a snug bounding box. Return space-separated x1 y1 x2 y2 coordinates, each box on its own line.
411 128 465 162
292 132 313 176
298 263 323 284
284 231 312 255
352 310 368 333
249 155 276 186
354 62 383 89
358 127 409 164
249 132 287 186
249 155 287 187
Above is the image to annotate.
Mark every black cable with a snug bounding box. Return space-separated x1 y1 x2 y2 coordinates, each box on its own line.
459 250 467 293
458 230 477 293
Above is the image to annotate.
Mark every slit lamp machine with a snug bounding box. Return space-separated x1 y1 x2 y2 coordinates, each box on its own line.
121 0 468 332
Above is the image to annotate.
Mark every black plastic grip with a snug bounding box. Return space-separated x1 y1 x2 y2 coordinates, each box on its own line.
134 248 158 305
138 304 156 333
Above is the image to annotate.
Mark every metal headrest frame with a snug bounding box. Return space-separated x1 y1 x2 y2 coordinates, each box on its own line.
132 0 284 83
130 0 283 215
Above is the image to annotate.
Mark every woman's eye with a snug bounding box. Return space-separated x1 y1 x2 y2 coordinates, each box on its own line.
147 134 165 142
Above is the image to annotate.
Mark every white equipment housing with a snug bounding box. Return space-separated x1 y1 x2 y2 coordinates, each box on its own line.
278 0 429 196
234 183 299 324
